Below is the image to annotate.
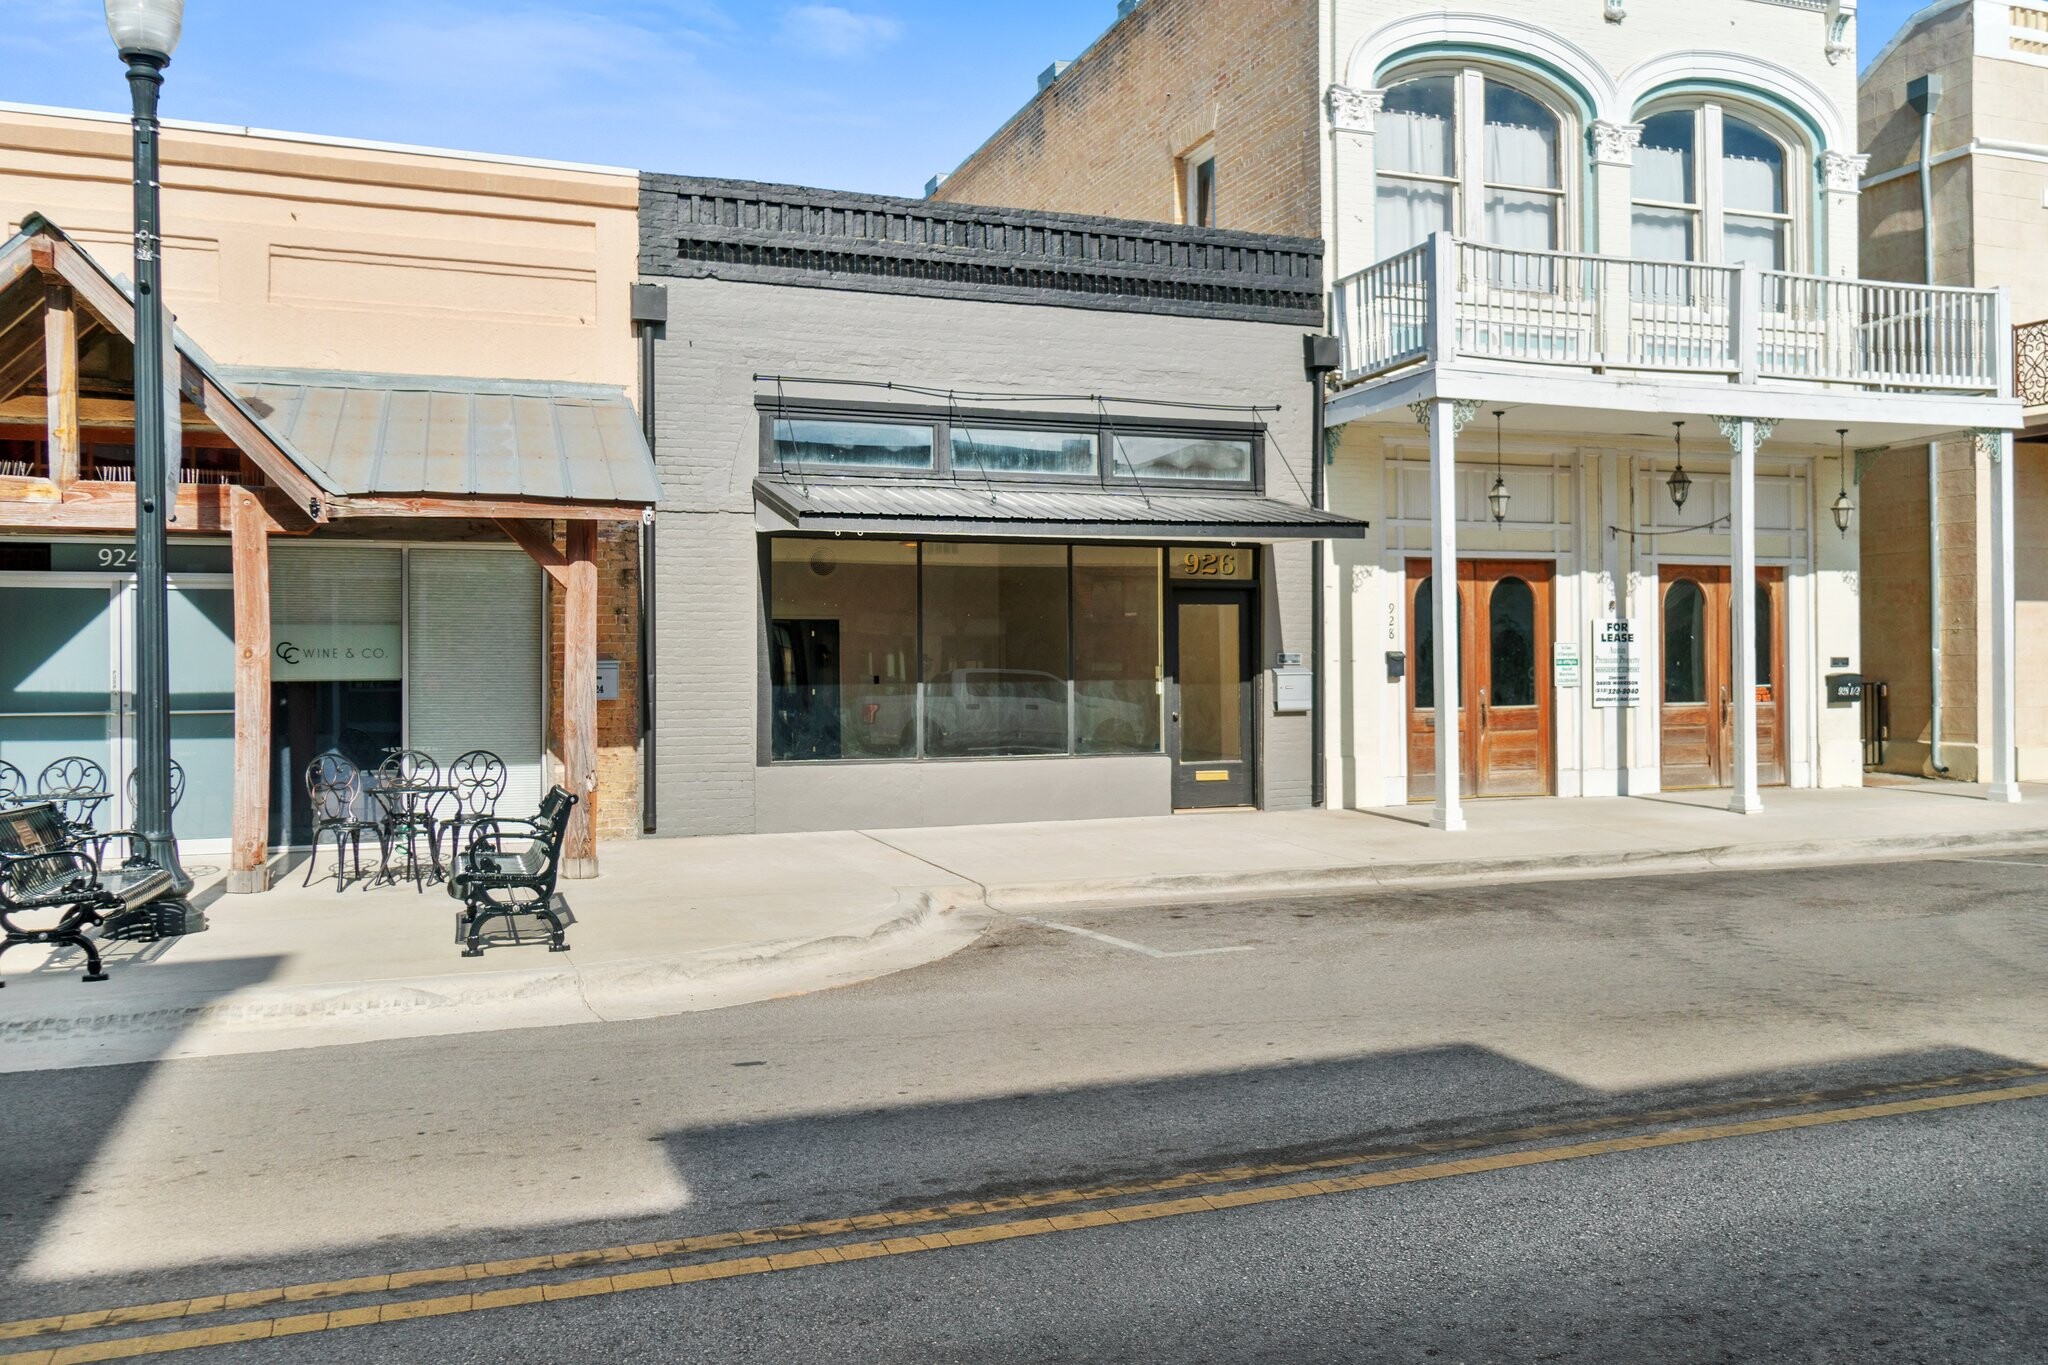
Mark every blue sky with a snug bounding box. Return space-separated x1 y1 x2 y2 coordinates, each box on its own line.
0 0 1937 198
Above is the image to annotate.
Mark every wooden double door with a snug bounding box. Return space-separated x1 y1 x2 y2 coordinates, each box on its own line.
1405 559 1555 801
1658 565 1786 790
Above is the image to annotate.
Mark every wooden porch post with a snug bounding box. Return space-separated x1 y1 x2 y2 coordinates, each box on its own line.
562 521 600 878
227 487 274 893
43 283 79 488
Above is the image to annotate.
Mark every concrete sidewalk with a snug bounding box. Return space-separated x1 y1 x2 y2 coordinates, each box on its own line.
4 777 2047 1070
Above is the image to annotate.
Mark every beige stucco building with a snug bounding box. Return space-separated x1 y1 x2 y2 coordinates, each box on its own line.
1859 3 2048 780
0 105 655 889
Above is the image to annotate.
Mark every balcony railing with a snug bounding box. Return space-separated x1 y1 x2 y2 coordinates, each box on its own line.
2018 320 2048 407
1334 233 2010 397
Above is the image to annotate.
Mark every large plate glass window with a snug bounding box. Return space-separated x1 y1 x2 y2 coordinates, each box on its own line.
769 539 918 761
1375 69 1569 257
921 543 1070 758
1631 104 1796 271
1074 547 1164 755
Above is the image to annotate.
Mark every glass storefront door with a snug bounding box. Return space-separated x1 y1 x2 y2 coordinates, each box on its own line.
1169 587 1256 809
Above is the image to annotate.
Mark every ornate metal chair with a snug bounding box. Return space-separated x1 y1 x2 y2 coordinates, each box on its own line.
125 760 187 814
440 750 507 869
37 757 109 836
303 754 383 891
372 750 445 891
0 762 28 807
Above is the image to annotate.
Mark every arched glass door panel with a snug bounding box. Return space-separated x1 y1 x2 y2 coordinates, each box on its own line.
1489 577 1536 706
1664 579 1707 704
1754 581 1773 691
1412 575 1465 709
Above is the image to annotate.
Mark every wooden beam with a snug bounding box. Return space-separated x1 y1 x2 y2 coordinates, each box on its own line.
341 493 645 522
495 517 573 585
0 330 43 405
43 283 78 488
561 520 600 880
227 487 275 894
0 474 60 503
0 480 310 533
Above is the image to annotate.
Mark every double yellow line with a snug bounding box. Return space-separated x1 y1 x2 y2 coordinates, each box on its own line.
4 1067 2043 1364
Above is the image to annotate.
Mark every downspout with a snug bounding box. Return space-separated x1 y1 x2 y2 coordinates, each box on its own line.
631 282 669 830
1305 334 1341 808
1909 75 1949 775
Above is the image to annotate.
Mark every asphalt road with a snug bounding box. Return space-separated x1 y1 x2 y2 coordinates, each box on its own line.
2 852 2045 1362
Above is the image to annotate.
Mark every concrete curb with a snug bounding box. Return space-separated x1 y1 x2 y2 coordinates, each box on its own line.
0 885 980 1050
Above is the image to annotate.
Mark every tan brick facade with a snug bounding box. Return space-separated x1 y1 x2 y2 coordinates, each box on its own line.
932 0 1320 238
546 521 643 840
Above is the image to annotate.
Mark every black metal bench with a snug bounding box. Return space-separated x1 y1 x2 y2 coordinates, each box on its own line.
446 786 576 957
0 803 175 986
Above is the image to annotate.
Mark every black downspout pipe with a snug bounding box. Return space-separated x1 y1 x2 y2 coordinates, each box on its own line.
1304 334 1341 810
631 284 668 834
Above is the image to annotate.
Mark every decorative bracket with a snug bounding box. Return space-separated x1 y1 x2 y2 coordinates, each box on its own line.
1974 427 2011 461
1605 0 1626 23
1589 120 1644 168
1853 445 1888 486
1410 398 1481 435
1826 1 1855 65
1714 415 1779 450
1327 85 1385 135
1820 150 1869 195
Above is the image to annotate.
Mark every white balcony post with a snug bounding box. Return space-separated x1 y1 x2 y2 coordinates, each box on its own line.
1994 285 2015 398
1982 427 2023 802
1415 397 1478 831
1734 263 1762 385
1427 230 1459 364
1719 415 1769 814
1588 121 1643 364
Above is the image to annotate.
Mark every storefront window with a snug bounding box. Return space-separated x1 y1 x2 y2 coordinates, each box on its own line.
764 538 1168 763
922 543 1071 757
769 539 918 760
774 418 934 471
1110 433 1254 483
1074 547 1163 754
950 428 1097 476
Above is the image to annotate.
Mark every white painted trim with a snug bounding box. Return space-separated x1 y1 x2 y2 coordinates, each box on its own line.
1346 12 1624 122
1863 138 2048 192
1617 51 1849 151
0 100 638 179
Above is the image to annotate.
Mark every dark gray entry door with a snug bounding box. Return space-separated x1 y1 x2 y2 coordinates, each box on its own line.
1169 587 1255 809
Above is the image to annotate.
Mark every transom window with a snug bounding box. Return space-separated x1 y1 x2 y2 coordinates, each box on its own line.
1375 70 1568 258
1631 106 1796 271
765 409 1261 489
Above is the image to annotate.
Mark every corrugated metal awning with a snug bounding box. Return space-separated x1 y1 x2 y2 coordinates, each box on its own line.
225 368 660 506
753 476 1366 540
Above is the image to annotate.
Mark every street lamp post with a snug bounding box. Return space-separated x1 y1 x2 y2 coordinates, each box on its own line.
106 0 190 896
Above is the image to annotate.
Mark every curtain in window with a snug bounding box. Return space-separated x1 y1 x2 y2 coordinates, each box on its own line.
1376 180 1452 258
1722 155 1783 215
1378 107 1453 177
1631 207 1694 263
1485 190 1556 252
1633 142 1692 205
1484 120 1556 189
1723 218 1785 271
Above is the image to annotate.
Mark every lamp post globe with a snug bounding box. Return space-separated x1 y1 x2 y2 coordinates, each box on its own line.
107 0 192 905
105 0 183 59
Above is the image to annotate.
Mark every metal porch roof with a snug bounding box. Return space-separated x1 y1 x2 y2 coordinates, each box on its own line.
753 476 1366 540
226 368 660 505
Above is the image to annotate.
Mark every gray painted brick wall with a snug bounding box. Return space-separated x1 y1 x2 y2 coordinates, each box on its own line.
650 275 1318 837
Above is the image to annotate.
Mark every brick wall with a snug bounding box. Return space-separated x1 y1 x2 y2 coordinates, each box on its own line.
544 520 642 840
933 0 1320 238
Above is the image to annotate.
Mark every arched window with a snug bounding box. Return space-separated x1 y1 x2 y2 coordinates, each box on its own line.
1489 577 1536 707
1376 69 1569 258
1631 105 1797 270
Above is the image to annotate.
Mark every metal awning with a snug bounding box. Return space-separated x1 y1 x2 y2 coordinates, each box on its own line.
753 475 1367 540
226 368 661 506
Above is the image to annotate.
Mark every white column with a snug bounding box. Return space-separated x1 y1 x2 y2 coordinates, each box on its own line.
1325 85 1384 281
1719 416 1770 814
1416 398 1477 830
1983 428 2022 802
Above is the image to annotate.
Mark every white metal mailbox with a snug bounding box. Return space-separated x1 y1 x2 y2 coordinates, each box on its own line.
1273 666 1313 714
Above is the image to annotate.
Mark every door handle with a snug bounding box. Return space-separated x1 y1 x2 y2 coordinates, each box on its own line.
1479 688 1489 730
1720 686 1730 727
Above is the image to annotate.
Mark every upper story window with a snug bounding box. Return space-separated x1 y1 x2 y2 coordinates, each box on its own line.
1631 106 1795 271
1376 70 1567 259
1180 145 1218 227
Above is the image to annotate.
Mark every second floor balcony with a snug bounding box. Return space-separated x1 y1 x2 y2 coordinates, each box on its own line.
1334 233 2012 402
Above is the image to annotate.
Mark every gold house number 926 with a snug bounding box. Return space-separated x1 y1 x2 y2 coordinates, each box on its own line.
1182 551 1238 577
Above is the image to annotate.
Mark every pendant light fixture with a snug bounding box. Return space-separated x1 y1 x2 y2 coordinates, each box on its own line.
1488 410 1511 524
1832 428 1855 536
1667 420 1692 511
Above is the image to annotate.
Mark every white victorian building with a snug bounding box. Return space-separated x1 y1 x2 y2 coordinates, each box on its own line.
1319 0 2022 829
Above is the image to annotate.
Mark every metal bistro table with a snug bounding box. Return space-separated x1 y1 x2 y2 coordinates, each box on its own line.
42 788 110 839
369 781 454 891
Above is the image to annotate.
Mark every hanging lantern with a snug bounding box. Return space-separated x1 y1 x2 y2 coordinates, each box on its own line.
1832 428 1855 536
1668 421 1692 510
1488 410 1510 524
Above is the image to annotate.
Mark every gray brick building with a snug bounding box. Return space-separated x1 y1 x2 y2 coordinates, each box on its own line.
637 175 1359 835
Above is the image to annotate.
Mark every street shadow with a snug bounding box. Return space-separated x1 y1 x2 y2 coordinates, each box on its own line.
0 953 284 1306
